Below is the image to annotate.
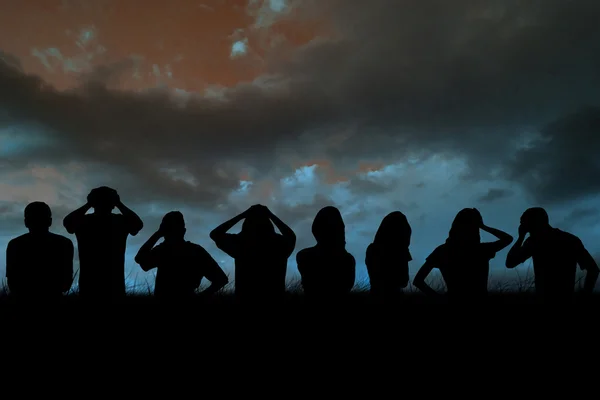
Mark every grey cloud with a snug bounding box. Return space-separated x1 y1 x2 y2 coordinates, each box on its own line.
478 188 514 203
560 207 600 229
504 107 600 204
1 0 600 210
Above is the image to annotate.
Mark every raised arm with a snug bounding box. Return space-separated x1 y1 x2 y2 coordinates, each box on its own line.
505 225 532 269
413 260 440 297
63 203 92 234
115 200 143 236
197 247 229 295
480 224 514 253
209 208 250 242
576 241 599 294
134 230 164 272
266 207 296 255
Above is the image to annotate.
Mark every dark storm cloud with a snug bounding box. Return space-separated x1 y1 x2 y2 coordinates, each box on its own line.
504 107 600 204
1 0 599 209
478 188 514 203
560 207 600 229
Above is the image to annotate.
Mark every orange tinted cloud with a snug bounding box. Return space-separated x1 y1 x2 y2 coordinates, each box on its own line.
0 0 327 91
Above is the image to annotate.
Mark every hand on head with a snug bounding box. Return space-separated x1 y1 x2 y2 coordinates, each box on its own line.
247 204 271 218
518 223 529 238
472 208 484 227
87 186 119 209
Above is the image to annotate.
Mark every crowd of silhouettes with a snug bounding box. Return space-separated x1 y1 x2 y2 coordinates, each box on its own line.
4 186 599 303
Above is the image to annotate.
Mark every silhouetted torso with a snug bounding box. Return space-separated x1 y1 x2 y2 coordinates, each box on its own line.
6 232 73 298
366 242 411 295
214 233 292 298
524 228 588 298
296 245 356 297
74 213 133 297
426 242 497 297
149 241 228 298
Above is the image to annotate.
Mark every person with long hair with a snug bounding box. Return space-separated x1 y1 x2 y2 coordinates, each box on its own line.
366 211 412 298
296 206 356 298
413 208 513 300
210 204 296 299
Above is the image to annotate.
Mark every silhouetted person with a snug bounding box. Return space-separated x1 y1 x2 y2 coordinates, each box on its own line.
135 211 229 299
210 204 296 300
5 202 74 301
366 211 412 299
505 207 599 302
63 187 143 299
296 206 356 299
414 208 513 301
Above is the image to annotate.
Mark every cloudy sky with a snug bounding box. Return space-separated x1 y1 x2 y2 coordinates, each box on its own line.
1 0 600 293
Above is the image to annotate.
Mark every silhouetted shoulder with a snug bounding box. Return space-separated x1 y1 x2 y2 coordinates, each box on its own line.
365 243 375 257
51 232 74 247
554 229 582 243
7 233 29 247
426 244 447 263
213 233 241 258
345 251 356 265
296 247 317 271
186 241 211 256
296 247 310 263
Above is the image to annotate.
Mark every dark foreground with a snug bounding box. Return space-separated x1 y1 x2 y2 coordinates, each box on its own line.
2 290 597 367
2 290 599 307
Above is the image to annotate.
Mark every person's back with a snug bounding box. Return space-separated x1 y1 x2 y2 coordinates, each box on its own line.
366 243 411 294
231 234 290 297
414 208 513 302
210 205 296 300
527 228 589 297
297 245 355 296
6 202 74 300
135 211 229 300
426 241 495 297
297 206 356 297
75 213 132 295
366 211 412 296
505 207 599 302
153 241 226 297
64 187 143 298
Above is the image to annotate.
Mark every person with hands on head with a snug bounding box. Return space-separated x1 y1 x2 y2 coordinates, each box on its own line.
413 208 513 302
63 186 144 299
135 211 228 299
505 207 599 302
210 204 296 300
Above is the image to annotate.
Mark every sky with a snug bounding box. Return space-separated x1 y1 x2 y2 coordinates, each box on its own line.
1 0 600 293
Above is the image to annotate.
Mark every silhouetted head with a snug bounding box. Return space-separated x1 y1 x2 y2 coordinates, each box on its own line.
24 201 52 233
447 208 481 244
520 207 550 236
241 214 276 238
374 211 411 248
161 211 186 241
312 206 346 248
87 186 118 215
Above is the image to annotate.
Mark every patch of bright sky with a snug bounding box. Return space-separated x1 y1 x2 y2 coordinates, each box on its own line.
230 39 249 58
0 126 55 157
249 0 291 29
158 166 198 187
